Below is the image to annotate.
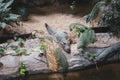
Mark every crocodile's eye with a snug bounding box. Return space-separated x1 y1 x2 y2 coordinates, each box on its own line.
63 42 66 45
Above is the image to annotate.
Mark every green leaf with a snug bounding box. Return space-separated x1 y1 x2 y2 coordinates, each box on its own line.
69 23 96 49
15 49 27 55
9 45 18 50
76 28 81 35
0 47 4 57
0 47 4 54
3 0 14 10
39 41 46 53
1 7 11 12
0 3 5 9
0 22 7 28
5 14 19 20
20 62 26 68
70 5 75 10
17 38 24 43
19 62 27 76
0 0 18 29
87 53 96 60
19 70 25 75
70 0 76 11
69 23 87 32
0 1 4 8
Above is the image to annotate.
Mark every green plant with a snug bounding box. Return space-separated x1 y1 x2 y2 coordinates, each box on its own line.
69 23 88 36
69 23 96 49
0 46 5 57
87 53 96 61
17 38 25 47
39 41 47 54
15 48 27 55
84 0 106 23
19 62 27 76
0 0 19 28
70 0 76 11
77 28 96 49
9 45 18 50
87 53 99 71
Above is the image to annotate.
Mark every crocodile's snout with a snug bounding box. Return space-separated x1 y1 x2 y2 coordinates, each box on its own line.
45 23 71 53
61 40 71 53
64 47 71 53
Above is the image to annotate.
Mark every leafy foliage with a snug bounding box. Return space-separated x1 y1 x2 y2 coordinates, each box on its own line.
19 62 27 76
15 48 27 55
17 38 25 47
0 0 19 28
17 38 24 43
84 0 106 23
69 23 87 32
39 41 47 54
9 45 18 50
69 23 96 49
87 53 96 61
70 1 76 11
69 23 88 36
99 0 120 36
77 28 96 49
0 46 4 57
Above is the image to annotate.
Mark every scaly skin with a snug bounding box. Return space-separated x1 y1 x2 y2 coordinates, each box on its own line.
45 23 71 53
54 48 69 73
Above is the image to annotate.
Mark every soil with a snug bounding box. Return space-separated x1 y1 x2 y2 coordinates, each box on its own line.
21 4 97 33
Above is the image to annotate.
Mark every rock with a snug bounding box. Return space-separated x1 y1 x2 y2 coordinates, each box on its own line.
88 33 120 47
0 55 19 75
0 33 119 79
99 0 120 35
24 38 40 48
0 55 19 68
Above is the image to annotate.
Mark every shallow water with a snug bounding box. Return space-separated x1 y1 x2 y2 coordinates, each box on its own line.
11 63 120 80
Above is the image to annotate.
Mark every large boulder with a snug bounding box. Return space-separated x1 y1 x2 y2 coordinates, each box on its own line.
99 0 120 35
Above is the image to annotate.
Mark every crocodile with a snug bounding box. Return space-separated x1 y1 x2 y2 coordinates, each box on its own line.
45 23 71 53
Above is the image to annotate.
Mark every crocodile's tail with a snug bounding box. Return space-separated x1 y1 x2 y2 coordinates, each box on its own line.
45 23 56 35
54 48 69 73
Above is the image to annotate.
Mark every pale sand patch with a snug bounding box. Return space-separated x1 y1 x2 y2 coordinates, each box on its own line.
22 4 95 33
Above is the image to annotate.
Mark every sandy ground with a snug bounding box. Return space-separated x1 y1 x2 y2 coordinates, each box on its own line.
0 4 98 36
21 4 97 33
